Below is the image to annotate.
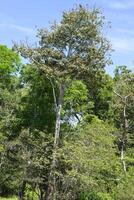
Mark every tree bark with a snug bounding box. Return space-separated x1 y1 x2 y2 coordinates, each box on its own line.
121 145 126 172
39 188 44 200
121 98 127 173
46 82 65 200
18 180 26 200
114 91 130 173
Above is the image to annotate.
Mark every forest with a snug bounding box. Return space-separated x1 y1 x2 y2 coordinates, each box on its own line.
0 5 134 200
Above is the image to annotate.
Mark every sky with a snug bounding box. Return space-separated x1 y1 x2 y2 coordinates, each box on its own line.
0 0 134 76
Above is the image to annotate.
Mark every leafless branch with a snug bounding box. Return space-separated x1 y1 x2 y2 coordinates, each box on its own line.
48 78 58 112
114 91 123 100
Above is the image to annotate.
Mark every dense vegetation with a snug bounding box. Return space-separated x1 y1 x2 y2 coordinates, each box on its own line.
0 5 134 200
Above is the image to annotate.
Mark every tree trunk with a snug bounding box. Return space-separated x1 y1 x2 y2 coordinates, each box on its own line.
46 83 65 200
18 180 26 200
120 141 126 172
39 188 44 200
121 99 127 172
114 92 130 173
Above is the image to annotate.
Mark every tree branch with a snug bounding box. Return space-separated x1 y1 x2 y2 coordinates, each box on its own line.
48 78 58 112
114 91 123 100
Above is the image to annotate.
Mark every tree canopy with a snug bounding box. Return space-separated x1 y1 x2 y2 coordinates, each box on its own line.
0 5 134 200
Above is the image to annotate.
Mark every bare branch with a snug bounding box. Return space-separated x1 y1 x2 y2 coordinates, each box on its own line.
124 93 131 100
48 78 58 112
114 91 123 100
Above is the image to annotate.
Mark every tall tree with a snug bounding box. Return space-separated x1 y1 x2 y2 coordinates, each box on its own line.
14 5 111 199
0 45 21 196
57 118 121 200
113 66 134 173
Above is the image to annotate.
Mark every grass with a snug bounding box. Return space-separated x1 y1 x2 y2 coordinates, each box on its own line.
0 196 17 200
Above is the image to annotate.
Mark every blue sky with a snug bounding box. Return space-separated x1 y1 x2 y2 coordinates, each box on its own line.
0 0 134 75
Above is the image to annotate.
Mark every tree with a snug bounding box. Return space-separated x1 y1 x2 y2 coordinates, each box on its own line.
91 73 114 121
0 45 21 196
113 66 134 173
14 5 111 199
57 118 121 200
63 80 88 124
19 64 55 133
0 63 56 199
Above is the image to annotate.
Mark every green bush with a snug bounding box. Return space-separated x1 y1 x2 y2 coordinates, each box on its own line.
0 196 17 200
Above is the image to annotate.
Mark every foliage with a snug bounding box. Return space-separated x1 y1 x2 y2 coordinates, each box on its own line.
0 5 134 200
113 66 134 172
56 118 121 199
0 197 17 200
63 80 88 123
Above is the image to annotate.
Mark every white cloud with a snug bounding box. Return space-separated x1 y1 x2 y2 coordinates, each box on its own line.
0 23 6 27
10 24 34 33
107 0 134 10
0 23 34 34
108 1 127 9
96 0 134 10
116 28 134 35
111 37 134 52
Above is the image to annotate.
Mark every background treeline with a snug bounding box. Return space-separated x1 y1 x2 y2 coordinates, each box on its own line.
0 5 134 200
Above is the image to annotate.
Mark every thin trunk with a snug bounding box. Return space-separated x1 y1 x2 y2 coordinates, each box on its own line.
121 99 127 173
46 83 65 200
114 92 130 173
39 189 44 200
18 180 26 200
38 184 44 200
120 142 126 172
